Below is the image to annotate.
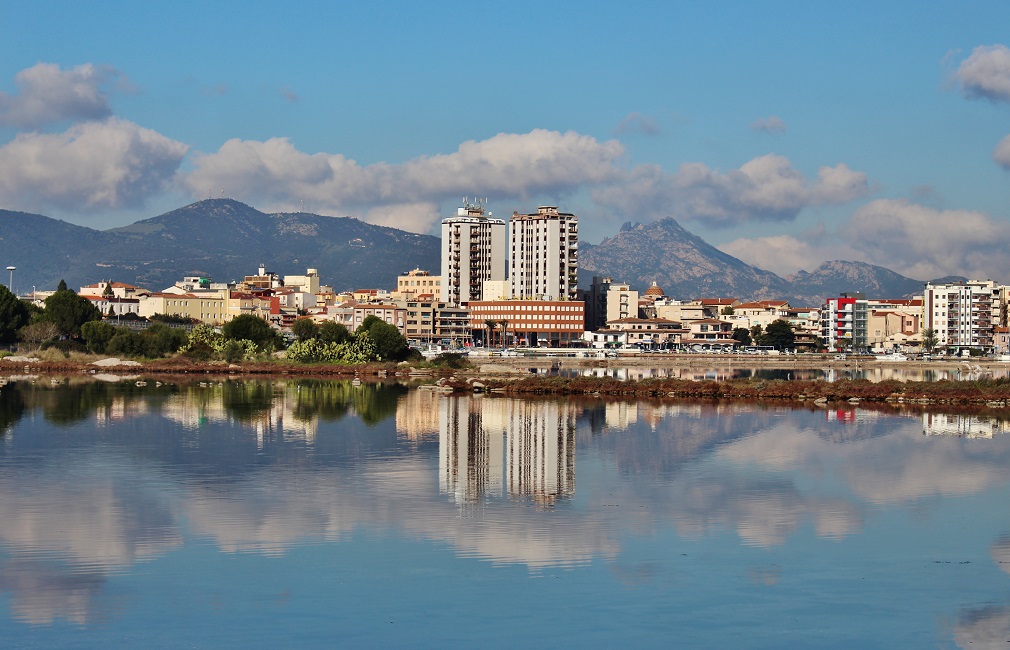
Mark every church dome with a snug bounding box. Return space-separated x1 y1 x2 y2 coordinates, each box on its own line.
645 281 664 297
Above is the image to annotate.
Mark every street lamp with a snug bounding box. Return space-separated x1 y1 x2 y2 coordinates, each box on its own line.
5 266 14 292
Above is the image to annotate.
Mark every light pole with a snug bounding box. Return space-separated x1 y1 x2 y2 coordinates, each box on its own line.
5 266 14 293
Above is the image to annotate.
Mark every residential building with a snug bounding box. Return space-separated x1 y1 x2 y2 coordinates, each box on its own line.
594 317 685 349
585 276 637 331
867 308 921 351
924 280 1001 353
138 293 228 324
822 293 868 352
242 264 282 290
508 206 578 301
721 300 790 330
467 300 585 347
394 268 441 301
994 327 1010 355
683 318 735 348
435 304 472 346
352 304 407 335
79 281 149 300
83 295 141 317
440 199 506 305
282 268 321 295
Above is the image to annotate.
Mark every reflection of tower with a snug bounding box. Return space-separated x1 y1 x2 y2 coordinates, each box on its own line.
439 396 504 503
505 401 576 505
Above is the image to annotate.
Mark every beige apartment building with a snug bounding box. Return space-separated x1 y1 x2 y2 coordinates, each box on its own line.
508 206 579 301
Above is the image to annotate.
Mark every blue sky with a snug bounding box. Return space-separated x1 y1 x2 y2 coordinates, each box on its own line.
1 1 1009 280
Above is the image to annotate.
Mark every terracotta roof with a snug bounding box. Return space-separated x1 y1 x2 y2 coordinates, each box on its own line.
644 282 665 297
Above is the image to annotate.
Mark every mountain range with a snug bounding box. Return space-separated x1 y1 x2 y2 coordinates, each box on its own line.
0 199 938 306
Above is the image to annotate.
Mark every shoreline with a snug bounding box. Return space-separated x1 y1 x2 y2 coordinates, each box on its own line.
5 353 1010 410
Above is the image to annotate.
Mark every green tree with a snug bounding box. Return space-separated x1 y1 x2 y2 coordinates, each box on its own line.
0 285 29 344
357 315 408 361
292 317 319 342
222 315 281 351
81 320 117 353
43 289 102 337
318 321 350 344
721 306 735 316
756 319 795 350
922 328 938 353
56 279 68 292
731 327 752 347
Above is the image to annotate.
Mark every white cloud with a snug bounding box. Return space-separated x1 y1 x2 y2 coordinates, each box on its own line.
843 199 1010 280
719 199 1010 279
719 233 858 276
592 154 871 226
994 134 1010 169
0 62 126 129
957 44 1010 102
0 117 188 212
750 115 787 133
184 129 624 232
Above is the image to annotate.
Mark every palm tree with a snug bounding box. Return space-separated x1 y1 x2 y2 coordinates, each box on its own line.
484 319 497 347
922 328 938 354
499 319 509 348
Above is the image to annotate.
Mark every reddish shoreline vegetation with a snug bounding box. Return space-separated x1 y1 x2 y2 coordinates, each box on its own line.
6 355 1010 411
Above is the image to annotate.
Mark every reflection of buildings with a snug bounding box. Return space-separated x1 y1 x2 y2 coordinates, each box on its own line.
439 396 504 502
504 400 576 505
439 396 576 505
922 413 1009 438
395 389 440 441
160 383 317 445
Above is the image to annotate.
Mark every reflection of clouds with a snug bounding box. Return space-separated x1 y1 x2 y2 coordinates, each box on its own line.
0 559 109 625
717 418 1010 505
663 476 864 548
954 605 1010 649
183 457 616 568
0 463 181 570
0 457 180 625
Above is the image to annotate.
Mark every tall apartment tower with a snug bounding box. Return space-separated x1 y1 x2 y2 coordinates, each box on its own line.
508 206 578 301
440 199 506 305
924 280 1001 353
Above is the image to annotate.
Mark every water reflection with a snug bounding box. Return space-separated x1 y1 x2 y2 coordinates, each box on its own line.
438 396 576 505
0 379 1009 646
538 363 1010 383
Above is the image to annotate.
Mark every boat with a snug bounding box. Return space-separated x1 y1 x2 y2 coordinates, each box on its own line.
874 352 908 361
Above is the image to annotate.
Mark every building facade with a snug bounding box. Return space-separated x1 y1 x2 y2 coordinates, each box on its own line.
924 280 1001 353
467 300 585 347
822 293 869 352
508 206 578 302
440 200 506 305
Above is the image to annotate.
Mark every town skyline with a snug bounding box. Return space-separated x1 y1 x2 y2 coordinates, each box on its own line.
1 2 1009 281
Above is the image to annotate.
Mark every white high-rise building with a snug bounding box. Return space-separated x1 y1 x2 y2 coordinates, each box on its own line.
924 280 1001 352
440 199 506 306
508 206 578 301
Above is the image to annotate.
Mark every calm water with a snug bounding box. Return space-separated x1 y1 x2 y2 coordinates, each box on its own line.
543 363 1010 383
2 378 1010 648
